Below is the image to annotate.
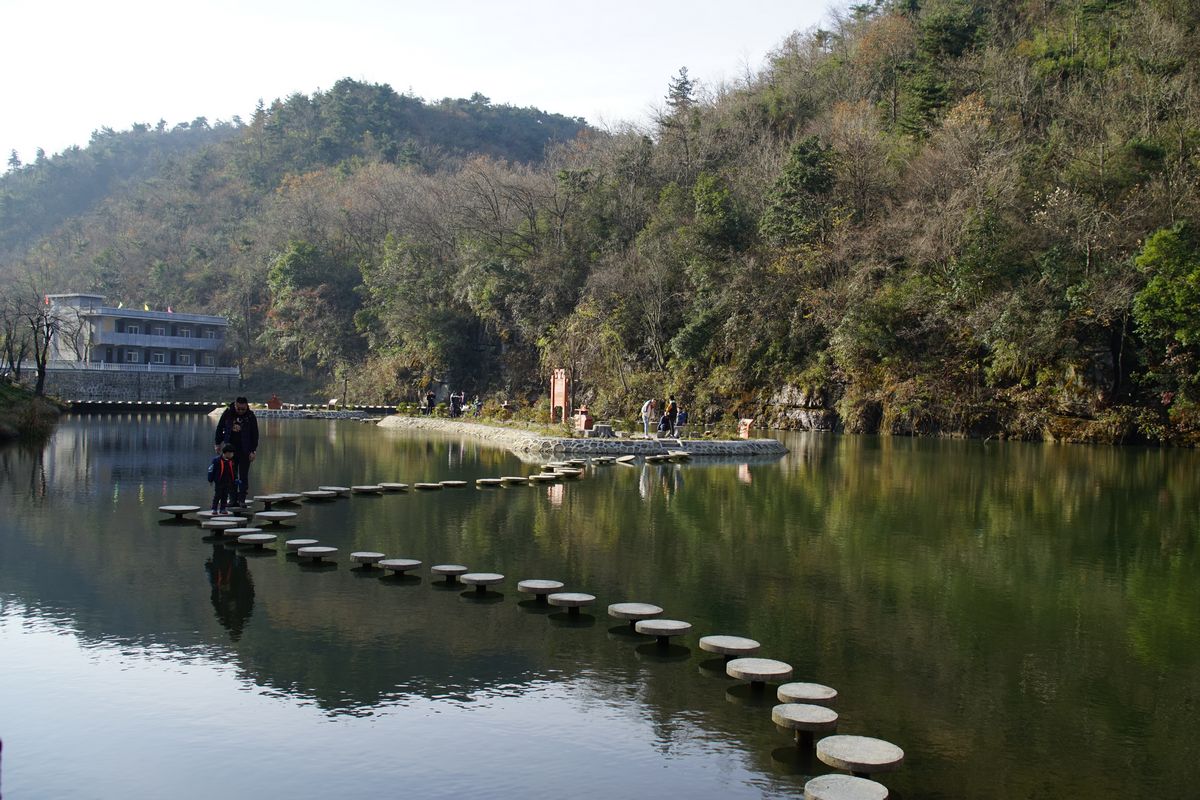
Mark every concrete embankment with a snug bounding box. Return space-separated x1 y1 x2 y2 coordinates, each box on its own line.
376 416 788 458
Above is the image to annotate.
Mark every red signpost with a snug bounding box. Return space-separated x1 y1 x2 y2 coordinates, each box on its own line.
550 369 569 423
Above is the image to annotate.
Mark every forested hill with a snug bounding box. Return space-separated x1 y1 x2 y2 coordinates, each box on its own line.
3 1 1200 445
0 79 587 251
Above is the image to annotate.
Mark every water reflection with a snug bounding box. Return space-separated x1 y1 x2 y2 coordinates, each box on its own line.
0 419 1198 799
204 543 255 641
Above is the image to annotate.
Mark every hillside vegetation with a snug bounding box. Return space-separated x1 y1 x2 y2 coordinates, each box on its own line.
3 0 1199 444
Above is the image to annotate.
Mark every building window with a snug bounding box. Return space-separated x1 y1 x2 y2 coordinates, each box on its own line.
202 353 215 366
202 328 217 339
126 324 140 335
151 352 166 364
152 325 166 336
179 328 193 338
125 350 140 363
177 353 192 365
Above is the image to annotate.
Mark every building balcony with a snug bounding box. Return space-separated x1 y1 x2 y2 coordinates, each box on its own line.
91 331 224 350
42 360 240 376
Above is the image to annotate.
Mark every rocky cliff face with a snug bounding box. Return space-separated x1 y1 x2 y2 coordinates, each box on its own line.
762 385 840 432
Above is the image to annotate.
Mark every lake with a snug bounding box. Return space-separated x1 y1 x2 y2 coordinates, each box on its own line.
1 414 1197 798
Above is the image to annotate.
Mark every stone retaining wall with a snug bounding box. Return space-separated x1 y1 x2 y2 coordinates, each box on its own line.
22 369 238 401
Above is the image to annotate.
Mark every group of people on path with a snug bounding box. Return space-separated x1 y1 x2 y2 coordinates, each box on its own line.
423 389 481 417
208 396 259 513
640 396 687 438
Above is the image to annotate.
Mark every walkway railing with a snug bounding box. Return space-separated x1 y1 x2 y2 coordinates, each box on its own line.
23 360 240 377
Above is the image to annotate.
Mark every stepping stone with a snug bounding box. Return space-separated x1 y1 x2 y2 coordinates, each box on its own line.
285 538 319 551
351 551 386 567
351 485 384 494
379 558 422 575
816 735 904 779
476 478 504 487
238 533 277 550
699 634 761 661
159 505 200 519
274 493 303 503
196 510 224 519
528 473 559 483
778 682 838 707
565 459 586 467
254 511 298 527
440 480 468 488
635 618 692 645
667 450 691 461
302 490 338 500
296 546 338 562
771 703 839 747
593 457 615 465
607 602 664 628
517 579 564 602
413 482 444 490
540 464 559 472
226 527 263 537
431 564 468 582
499 476 529 485
461 572 505 593
201 519 239 530
548 592 595 616
615 455 637 463
212 515 248 525
554 468 583 479
726 657 793 687
379 483 409 492
318 486 351 496
253 494 284 509
803 774 889 800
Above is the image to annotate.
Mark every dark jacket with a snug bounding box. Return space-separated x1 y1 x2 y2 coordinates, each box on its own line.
208 455 238 487
214 405 259 453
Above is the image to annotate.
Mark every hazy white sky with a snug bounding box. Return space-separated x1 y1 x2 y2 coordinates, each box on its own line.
1 0 830 162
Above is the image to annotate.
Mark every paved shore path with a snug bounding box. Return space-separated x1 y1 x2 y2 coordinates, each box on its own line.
376 416 787 458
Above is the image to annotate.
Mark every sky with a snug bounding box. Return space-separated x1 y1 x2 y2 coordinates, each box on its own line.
1 0 831 162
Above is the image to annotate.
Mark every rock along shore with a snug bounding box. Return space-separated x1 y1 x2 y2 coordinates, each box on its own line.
376 415 788 458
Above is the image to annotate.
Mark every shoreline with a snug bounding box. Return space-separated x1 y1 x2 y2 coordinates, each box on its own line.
376 415 788 458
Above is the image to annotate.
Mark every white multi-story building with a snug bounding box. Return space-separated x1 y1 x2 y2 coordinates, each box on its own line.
46 293 237 375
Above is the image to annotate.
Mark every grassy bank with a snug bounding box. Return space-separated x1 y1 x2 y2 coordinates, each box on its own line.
0 382 63 443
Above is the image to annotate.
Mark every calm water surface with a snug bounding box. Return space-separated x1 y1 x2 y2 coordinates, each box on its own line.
1 415 1198 799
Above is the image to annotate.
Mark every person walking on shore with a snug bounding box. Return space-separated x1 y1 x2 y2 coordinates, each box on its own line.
214 396 259 508
640 398 657 436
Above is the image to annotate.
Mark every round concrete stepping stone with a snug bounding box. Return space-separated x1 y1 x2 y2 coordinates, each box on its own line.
699 634 761 660
253 494 284 509
379 558 422 575
476 478 504 487
440 480 468 488
816 735 904 778
318 486 351 496
635 618 692 644
726 657 793 686
226 527 263 536
518 579 564 601
528 473 559 483
275 492 303 503
499 476 529 485
212 515 248 524
593 456 615 465
379 483 409 492
778 682 838 707
201 519 239 530
608 602 664 628
302 490 338 500
554 468 583 479
195 510 221 519
667 450 692 461
431 564 468 582
461 572 504 592
296 546 337 562
413 482 444 490
803 774 889 800
238 533 277 549
351 485 384 494
540 464 559 472
351 551 386 566
159 505 200 518
285 538 319 551
565 459 586 467
772 703 839 746
548 592 595 615
615 454 637 463
254 511 298 526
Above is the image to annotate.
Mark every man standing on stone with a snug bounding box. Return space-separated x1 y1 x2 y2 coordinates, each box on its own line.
214 396 259 508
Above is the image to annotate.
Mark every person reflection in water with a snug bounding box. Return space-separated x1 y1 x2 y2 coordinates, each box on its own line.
205 543 255 640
